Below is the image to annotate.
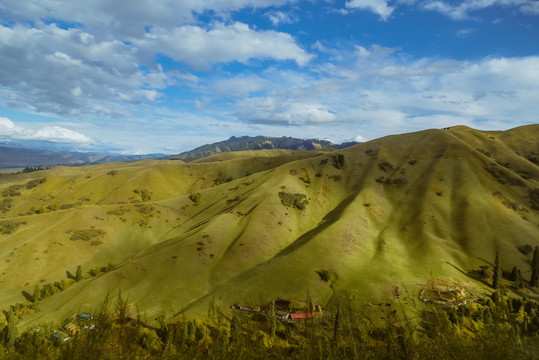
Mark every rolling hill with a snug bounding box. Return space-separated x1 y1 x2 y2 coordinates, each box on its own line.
0 125 538 330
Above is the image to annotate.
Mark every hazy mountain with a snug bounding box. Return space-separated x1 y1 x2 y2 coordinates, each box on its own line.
0 144 164 169
166 135 359 162
0 125 537 330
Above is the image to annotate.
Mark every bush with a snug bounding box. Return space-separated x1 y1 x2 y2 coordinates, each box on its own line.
299 168 311 184
0 220 20 234
189 192 201 205
378 161 393 172
133 189 152 202
278 192 308 210
0 198 13 213
69 229 106 241
316 269 331 282
333 153 345 169
528 188 539 210
1 185 22 197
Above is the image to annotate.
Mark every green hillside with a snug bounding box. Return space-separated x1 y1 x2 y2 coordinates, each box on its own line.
0 126 538 330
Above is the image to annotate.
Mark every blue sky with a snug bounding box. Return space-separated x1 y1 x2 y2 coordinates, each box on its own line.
0 0 538 154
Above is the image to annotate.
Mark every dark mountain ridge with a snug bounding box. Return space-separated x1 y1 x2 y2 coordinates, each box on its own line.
167 135 359 162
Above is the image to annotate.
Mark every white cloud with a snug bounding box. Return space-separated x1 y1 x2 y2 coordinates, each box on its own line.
0 0 297 38
205 45 539 141
456 28 474 38
135 22 312 69
0 117 92 143
346 0 395 20
234 97 337 125
265 10 298 26
423 0 539 20
0 24 169 117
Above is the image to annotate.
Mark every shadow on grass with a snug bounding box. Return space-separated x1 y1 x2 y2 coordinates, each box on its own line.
66 270 75 280
445 261 492 288
21 290 34 303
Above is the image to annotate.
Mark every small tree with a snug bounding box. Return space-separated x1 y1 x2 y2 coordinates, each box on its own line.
33 284 41 302
531 246 539 287
268 299 276 339
229 315 240 345
492 252 500 290
510 266 521 282
75 265 83 282
2 308 18 346
333 297 342 342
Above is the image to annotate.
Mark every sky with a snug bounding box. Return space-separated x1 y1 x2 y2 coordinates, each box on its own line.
0 0 538 155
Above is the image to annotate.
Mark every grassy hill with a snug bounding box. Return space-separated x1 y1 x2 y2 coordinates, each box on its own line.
0 125 537 329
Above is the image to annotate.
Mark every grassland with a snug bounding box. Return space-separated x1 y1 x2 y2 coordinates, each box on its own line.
0 125 537 337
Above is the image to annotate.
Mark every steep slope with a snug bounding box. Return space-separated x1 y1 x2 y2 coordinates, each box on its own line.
0 126 537 329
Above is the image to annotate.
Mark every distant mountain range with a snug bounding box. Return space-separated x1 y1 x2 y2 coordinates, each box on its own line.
166 135 359 162
0 145 162 169
1 136 358 169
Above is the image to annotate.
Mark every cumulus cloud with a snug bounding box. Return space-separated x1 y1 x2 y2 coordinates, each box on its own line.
346 0 395 20
207 44 538 140
0 117 92 143
0 1 309 122
135 22 312 69
0 24 169 117
234 98 337 125
0 0 297 38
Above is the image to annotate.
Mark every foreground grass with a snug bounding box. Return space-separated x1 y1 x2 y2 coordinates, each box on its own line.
1 291 538 360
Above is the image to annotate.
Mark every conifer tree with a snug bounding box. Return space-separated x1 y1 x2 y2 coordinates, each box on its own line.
2 308 18 346
33 284 41 302
492 252 500 290
229 315 240 345
531 246 539 287
510 266 520 282
269 299 276 339
333 297 342 342
75 265 83 282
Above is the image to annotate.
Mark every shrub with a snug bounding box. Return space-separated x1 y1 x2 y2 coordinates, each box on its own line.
69 229 106 241
189 192 201 205
378 161 393 172
299 168 311 184
60 203 77 210
528 188 539 210
333 153 345 169
106 208 129 216
25 178 46 189
316 269 331 282
214 172 232 186
365 148 378 156
0 198 13 213
0 220 20 234
2 185 22 197
133 189 152 202
485 165 524 186
278 192 308 210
